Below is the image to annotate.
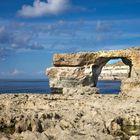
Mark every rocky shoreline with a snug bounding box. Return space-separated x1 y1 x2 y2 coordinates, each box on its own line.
0 92 140 140
0 48 140 140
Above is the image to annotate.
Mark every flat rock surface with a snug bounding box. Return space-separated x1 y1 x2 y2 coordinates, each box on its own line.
0 93 140 140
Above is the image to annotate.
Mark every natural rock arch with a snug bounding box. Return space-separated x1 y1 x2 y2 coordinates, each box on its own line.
46 48 140 95
90 57 132 87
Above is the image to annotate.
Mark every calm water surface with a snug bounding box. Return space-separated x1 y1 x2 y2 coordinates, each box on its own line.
0 79 121 94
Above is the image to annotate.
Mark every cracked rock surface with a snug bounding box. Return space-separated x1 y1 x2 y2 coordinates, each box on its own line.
0 93 140 140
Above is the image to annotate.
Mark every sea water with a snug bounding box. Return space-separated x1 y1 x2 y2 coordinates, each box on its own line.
0 79 121 94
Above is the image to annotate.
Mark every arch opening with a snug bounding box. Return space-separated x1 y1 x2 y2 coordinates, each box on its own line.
91 57 132 94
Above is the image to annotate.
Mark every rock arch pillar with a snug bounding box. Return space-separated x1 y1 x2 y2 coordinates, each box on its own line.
121 57 132 78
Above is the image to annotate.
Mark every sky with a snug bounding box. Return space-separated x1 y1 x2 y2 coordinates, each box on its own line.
0 0 140 79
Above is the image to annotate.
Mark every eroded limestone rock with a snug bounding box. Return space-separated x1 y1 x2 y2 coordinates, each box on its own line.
46 47 140 95
0 94 139 140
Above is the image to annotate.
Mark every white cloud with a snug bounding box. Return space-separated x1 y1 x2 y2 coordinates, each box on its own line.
18 0 70 17
1 19 140 60
0 23 44 60
0 69 25 76
11 69 22 76
32 70 44 75
96 20 112 32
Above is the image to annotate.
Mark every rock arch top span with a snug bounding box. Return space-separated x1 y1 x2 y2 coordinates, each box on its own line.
46 48 140 95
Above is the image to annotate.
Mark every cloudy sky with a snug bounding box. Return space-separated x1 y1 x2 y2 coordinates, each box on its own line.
0 0 140 79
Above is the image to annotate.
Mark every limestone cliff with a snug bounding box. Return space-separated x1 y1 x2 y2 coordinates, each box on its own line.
99 63 129 80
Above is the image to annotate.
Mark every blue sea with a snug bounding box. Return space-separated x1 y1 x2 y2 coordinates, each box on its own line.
0 79 121 94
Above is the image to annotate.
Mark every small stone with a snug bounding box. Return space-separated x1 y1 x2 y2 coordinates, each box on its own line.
1 136 9 140
129 136 138 140
60 120 71 129
20 131 38 140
